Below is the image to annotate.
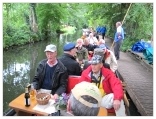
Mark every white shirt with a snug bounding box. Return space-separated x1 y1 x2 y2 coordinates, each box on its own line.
117 26 122 33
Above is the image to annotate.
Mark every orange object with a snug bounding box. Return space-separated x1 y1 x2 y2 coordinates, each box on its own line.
30 89 36 100
97 107 108 116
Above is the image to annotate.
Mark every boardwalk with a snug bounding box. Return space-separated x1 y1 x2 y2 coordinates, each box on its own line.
105 37 153 116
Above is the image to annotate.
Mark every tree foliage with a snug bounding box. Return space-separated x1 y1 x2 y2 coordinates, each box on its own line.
3 3 153 50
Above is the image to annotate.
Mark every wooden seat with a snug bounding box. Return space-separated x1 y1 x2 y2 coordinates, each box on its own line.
107 112 116 116
66 75 81 94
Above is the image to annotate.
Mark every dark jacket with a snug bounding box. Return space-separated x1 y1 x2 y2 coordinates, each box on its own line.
32 59 68 95
83 44 99 53
59 53 82 76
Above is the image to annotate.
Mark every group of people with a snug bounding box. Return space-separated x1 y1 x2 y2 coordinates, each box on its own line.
31 21 125 116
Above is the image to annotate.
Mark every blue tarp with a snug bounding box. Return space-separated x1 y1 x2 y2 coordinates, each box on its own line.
131 41 151 52
143 47 153 64
131 41 153 64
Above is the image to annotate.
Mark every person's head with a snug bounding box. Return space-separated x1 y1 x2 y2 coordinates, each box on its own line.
67 81 102 116
88 55 103 74
83 38 90 45
76 38 84 48
63 42 77 56
44 44 57 63
89 33 93 38
94 47 106 58
116 21 122 28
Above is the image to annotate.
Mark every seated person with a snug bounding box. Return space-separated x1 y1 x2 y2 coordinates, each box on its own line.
94 46 117 72
88 33 98 45
59 42 82 76
66 81 107 116
75 38 88 64
80 55 126 116
83 38 99 60
83 46 111 70
32 44 68 100
98 38 105 45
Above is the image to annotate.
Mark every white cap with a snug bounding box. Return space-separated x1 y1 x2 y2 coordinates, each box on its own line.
44 44 57 52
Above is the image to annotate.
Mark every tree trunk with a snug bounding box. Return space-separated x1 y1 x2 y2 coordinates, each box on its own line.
29 3 38 33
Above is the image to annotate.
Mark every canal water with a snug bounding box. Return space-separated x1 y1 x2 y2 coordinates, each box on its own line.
3 30 82 114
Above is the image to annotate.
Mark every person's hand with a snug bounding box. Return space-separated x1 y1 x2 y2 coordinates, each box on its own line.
51 94 59 100
76 58 79 62
118 35 122 40
113 100 121 111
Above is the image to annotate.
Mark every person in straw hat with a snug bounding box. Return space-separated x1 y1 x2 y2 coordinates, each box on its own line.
66 81 107 116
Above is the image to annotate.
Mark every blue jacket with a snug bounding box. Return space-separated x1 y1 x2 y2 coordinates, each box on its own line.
100 26 107 34
96 26 101 33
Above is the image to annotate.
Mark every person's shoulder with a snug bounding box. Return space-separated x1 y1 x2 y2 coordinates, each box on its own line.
57 59 66 68
82 46 88 51
39 59 47 64
70 59 80 66
82 65 92 73
107 49 113 53
101 67 113 75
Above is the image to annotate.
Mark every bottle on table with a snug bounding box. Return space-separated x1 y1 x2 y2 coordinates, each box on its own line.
24 87 30 107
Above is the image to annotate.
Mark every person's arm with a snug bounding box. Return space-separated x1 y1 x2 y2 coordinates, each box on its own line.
108 72 124 100
109 51 118 72
74 62 82 76
55 69 68 96
84 48 89 60
32 61 45 90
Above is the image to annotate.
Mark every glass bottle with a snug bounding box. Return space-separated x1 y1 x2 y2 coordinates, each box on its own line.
30 84 36 100
26 83 31 93
24 88 30 107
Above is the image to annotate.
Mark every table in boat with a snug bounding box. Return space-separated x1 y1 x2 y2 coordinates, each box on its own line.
9 93 108 116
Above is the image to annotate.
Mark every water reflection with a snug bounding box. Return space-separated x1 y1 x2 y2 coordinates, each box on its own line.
3 30 81 113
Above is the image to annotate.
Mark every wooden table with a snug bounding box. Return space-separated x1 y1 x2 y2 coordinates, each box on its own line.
9 93 108 116
9 93 48 116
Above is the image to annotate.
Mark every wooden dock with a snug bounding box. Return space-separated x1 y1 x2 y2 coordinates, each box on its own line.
105 38 153 116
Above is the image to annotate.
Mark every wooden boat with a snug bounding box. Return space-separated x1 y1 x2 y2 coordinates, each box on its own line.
5 73 129 116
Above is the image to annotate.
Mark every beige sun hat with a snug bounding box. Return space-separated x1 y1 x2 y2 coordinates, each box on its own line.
71 81 102 108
